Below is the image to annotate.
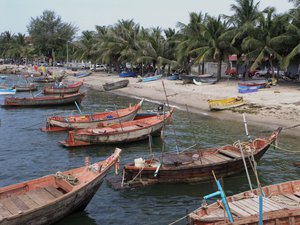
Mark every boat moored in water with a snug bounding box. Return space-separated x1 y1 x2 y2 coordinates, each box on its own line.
43 81 83 94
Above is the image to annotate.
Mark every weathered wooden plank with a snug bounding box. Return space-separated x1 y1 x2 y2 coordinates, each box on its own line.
18 194 40 209
201 156 216 163
44 186 64 198
264 198 285 210
228 202 252 217
283 194 300 203
34 188 56 202
294 191 300 198
10 196 30 211
215 153 232 161
0 202 12 218
205 155 225 163
249 197 274 212
25 191 45 206
219 150 241 158
233 200 257 215
0 197 22 215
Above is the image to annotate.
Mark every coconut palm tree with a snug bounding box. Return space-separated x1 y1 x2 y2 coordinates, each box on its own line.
176 12 207 73
242 8 289 78
191 16 234 81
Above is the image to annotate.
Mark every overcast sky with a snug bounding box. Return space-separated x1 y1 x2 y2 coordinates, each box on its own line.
1 0 294 35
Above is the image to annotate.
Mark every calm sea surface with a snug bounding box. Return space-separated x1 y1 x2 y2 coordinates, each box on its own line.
0 75 299 225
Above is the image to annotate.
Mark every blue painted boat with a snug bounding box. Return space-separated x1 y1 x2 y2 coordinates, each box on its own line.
74 71 92 78
139 75 162 82
0 88 16 95
119 71 137 77
238 85 259 93
0 76 7 79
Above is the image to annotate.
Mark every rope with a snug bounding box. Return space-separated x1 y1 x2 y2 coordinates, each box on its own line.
55 171 79 185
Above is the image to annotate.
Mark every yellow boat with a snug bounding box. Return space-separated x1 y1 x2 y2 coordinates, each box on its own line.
208 96 245 110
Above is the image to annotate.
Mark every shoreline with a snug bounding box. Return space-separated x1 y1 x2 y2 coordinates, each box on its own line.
65 71 300 137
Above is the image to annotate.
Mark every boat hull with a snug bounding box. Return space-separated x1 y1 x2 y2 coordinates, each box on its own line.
14 85 37 92
4 93 85 107
43 82 83 94
124 142 271 184
103 79 129 91
0 89 16 95
43 99 143 131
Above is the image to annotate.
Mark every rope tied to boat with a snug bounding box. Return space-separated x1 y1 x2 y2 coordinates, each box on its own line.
55 171 79 185
88 163 100 173
269 143 300 153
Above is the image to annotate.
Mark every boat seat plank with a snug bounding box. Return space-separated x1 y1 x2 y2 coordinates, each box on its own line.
249 197 274 212
34 188 56 202
270 195 300 208
25 191 46 206
200 156 215 163
17 194 40 209
283 194 300 203
228 202 252 217
232 201 257 215
9 196 30 211
294 192 300 198
263 198 286 210
44 186 64 198
205 155 225 163
215 153 232 161
0 198 22 215
218 150 241 158
0 202 13 218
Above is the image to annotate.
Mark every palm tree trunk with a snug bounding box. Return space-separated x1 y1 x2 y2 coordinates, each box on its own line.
217 59 222 81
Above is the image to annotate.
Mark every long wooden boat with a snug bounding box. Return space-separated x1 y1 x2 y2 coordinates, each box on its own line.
0 88 16 95
238 79 267 88
193 77 217 85
116 128 280 188
3 92 85 107
138 75 162 82
41 99 144 132
74 71 91 78
60 108 173 147
103 79 129 91
14 84 37 92
208 97 245 110
0 148 121 225
43 81 83 94
188 178 300 225
181 74 214 84
118 71 136 77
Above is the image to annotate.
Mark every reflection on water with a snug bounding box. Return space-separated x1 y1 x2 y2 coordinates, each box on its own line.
0 75 299 225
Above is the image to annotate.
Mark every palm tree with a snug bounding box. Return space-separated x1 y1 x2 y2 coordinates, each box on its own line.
242 8 289 78
191 16 233 81
176 12 207 73
226 0 261 77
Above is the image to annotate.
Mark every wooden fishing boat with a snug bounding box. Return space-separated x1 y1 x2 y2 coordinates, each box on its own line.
193 77 217 85
3 92 85 107
0 88 16 95
208 97 245 110
118 71 136 77
0 148 121 225
74 71 92 78
102 79 129 91
188 178 300 225
238 79 267 89
60 108 173 147
43 81 83 94
13 84 37 92
41 99 144 132
114 128 280 188
181 74 214 84
138 75 162 82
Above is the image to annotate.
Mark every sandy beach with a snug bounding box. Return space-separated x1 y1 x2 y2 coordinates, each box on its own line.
64 71 300 137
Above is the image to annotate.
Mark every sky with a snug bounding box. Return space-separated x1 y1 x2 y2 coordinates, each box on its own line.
0 0 294 35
